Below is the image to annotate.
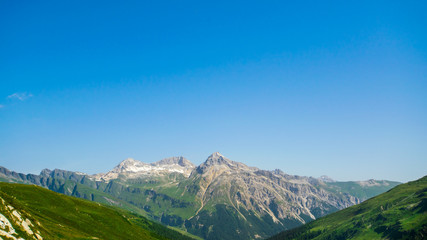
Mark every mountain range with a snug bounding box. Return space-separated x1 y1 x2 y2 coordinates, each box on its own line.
0 152 401 239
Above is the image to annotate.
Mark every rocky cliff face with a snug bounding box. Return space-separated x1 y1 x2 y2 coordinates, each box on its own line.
0 153 401 240
182 152 362 239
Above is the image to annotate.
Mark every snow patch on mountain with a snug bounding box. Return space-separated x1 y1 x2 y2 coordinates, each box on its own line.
93 156 195 181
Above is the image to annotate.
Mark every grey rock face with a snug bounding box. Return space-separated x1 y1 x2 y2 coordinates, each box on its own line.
190 154 360 226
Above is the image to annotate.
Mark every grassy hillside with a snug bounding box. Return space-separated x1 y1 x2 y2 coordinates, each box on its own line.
268 176 427 240
0 182 196 240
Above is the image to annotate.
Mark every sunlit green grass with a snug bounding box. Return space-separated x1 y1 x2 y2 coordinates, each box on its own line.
0 182 196 240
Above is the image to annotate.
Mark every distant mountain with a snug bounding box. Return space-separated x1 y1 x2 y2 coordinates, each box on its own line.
0 182 197 240
268 175 427 240
93 156 195 181
0 152 401 240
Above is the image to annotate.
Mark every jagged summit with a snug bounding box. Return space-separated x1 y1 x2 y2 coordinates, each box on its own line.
203 152 231 166
155 156 195 168
209 152 224 158
40 168 52 176
195 152 257 175
94 156 196 180
112 158 146 173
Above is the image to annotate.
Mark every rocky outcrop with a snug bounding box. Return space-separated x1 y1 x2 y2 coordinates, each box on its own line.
0 197 43 240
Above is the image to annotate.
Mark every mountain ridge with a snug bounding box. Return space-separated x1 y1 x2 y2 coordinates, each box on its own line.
92 156 196 181
0 152 402 240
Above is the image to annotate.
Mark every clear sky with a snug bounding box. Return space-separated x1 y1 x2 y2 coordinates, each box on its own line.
1 0 426 182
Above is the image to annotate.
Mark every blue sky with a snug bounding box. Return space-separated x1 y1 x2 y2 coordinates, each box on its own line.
1 0 426 182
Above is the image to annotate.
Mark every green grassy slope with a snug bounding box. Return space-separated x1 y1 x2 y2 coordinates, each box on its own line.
268 176 427 240
0 182 196 240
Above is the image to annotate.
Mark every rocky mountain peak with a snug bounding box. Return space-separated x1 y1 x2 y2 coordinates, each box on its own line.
195 152 257 175
112 158 147 173
210 151 224 158
94 156 196 181
40 168 52 176
155 156 195 168
203 152 231 166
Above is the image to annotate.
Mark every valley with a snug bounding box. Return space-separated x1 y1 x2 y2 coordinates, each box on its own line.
268 175 427 240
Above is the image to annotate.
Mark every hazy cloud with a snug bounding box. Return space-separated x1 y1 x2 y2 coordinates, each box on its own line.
0 104 4 108
7 92 33 101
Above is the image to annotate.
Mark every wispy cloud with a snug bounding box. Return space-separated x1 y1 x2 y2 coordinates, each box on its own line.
7 92 33 101
0 104 4 108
